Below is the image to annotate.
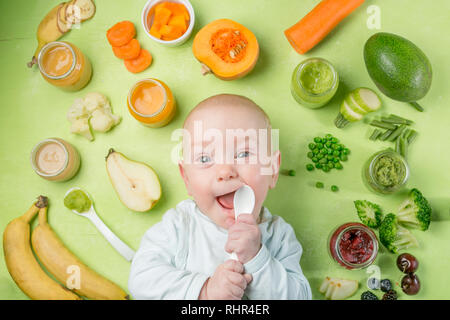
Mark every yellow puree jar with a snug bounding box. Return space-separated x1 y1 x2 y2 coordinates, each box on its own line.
37 41 92 91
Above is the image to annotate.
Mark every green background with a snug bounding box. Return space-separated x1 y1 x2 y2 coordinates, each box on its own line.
1 0 449 300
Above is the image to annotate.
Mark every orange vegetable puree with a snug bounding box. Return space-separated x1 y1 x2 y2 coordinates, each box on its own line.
41 45 74 77
132 81 165 115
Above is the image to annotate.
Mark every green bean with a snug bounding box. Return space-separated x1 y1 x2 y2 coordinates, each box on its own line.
370 120 397 130
380 129 393 141
407 130 418 144
389 114 414 125
369 129 383 140
388 124 407 142
400 136 408 159
381 117 410 125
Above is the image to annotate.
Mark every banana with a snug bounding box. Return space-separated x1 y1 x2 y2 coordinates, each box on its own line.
28 3 65 68
31 198 129 300
3 196 81 300
27 0 96 68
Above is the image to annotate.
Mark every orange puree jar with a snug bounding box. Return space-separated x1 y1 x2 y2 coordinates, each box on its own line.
38 41 92 91
127 78 176 127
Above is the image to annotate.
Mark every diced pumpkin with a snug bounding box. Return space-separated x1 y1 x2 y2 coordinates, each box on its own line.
161 2 189 21
153 7 172 29
192 19 259 80
160 24 184 40
168 14 187 32
150 24 162 39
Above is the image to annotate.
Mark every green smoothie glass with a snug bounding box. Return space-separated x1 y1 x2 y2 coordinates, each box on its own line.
291 58 339 109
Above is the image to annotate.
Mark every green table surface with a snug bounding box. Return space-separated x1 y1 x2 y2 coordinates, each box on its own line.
1 0 449 300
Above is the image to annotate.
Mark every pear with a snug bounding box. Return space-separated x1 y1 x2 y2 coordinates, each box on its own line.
105 149 161 212
319 277 358 300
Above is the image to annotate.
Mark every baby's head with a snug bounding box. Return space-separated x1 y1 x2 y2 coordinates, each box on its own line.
179 94 281 229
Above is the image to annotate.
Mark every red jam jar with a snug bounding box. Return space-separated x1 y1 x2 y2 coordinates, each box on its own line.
328 222 378 270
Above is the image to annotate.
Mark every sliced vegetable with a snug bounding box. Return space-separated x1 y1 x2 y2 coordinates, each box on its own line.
369 129 382 141
387 124 407 142
124 49 153 73
112 38 141 60
107 21 136 47
370 120 396 131
379 129 393 141
284 0 365 54
354 200 383 228
335 88 381 128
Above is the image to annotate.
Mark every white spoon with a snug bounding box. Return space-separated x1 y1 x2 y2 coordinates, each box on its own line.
64 187 135 262
229 185 255 261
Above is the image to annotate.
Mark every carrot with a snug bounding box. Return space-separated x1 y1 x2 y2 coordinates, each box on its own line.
124 49 152 73
284 0 365 54
112 39 141 60
107 21 136 47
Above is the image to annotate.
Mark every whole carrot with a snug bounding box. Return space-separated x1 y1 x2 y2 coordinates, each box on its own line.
285 0 365 54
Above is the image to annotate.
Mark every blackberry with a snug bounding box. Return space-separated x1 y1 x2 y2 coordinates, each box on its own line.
382 289 398 300
361 291 378 300
380 279 392 292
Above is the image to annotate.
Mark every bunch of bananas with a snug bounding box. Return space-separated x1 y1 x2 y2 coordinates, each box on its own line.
3 196 129 300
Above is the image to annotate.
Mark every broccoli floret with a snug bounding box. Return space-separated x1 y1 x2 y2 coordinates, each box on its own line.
379 213 419 253
397 188 432 231
354 200 383 228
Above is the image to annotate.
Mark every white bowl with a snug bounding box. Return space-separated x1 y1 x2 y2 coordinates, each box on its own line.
141 0 195 47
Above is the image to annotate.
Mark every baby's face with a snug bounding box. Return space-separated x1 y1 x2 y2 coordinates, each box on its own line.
179 101 280 229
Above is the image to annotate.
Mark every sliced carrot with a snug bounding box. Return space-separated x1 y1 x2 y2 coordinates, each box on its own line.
124 49 152 73
112 39 141 60
168 14 187 32
107 21 136 47
284 0 364 54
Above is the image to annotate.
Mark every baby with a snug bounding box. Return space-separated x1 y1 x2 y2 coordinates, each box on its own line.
128 94 311 300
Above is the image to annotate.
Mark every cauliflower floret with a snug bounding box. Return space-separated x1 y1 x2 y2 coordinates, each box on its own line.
67 98 88 122
70 118 93 141
90 109 114 133
84 92 108 113
103 103 122 125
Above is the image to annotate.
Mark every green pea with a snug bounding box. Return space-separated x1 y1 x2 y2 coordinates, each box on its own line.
328 163 334 169
317 153 324 160
319 158 328 164
315 163 322 169
314 137 322 143
316 182 324 188
288 170 296 176
308 143 316 150
332 144 339 150
342 148 350 155
340 154 348 161
307 152 314 159
312 157 319 163
325 134 333 140
325 142 332 148
316 143 324 149
335 162 343 170
322 166 330 172
313 148 320 155
327 149 333 155
327 155 334 161
333 150 340 156
331 137 339 144
306 164 314 171
333 158 339 163
320 148 327 154
331 185 339 192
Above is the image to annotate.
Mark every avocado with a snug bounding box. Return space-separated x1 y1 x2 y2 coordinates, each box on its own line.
364 32 432 104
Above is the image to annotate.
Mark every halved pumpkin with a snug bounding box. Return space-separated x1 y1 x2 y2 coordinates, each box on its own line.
192 19 259 80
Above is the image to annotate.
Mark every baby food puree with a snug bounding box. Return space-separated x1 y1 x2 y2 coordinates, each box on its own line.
291 57 338 108
64 189 92 213
127 78 176 127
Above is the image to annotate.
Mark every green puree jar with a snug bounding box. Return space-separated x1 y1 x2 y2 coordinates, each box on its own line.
363 149 409 194
290 58 339 108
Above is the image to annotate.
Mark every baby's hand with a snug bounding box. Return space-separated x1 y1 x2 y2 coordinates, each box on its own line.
198 260 252 300
225 214 262 264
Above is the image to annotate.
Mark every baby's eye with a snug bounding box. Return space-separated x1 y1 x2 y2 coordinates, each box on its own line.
236 151 250 159
199 155 212 163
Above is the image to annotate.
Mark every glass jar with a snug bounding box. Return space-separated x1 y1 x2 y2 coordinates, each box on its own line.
38 41 92 91
363 149 409 194
127 78 176 127
290 57 339 108
30 138 80 182
328 222 378 270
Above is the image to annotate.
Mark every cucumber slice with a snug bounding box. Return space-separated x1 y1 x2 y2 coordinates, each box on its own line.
340 100 363 122
345 92 368 115
352 88 381 112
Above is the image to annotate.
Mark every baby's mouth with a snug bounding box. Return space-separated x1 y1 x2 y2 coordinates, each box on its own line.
216 191 236 210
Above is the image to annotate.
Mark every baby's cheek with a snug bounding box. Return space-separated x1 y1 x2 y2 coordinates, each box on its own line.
241 165 270 210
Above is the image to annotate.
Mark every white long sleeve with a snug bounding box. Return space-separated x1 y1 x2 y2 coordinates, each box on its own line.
128 199 311 300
